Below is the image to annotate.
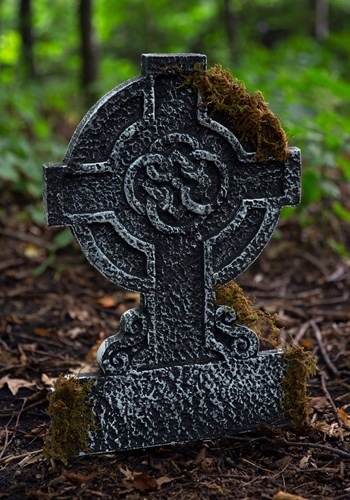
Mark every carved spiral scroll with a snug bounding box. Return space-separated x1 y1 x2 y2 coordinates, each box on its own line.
97 308 148 375
215 305 260 359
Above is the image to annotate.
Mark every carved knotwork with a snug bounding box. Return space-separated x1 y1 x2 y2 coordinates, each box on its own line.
124 133 228 234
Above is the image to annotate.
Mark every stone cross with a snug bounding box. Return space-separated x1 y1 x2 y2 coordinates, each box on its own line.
44 54 301 453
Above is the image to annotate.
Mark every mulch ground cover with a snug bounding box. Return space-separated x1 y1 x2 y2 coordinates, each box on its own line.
1 200 350 499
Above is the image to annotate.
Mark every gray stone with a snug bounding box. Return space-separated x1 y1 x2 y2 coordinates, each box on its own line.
43 53 301 453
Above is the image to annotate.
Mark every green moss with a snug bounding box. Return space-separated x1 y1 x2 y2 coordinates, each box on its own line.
215 282 318 427
182 63 289 163
282 344 318 428
44 375 95 464
215 281 281 349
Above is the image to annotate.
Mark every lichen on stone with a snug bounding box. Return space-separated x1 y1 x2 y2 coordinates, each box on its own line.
282 344 318 428
44 375 95 464
215 280 281 349
182 63 290 163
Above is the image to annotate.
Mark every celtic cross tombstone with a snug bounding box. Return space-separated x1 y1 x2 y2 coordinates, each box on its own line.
44 54 301 453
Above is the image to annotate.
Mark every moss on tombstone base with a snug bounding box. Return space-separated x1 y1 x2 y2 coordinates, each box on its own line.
182 64 289 163
44 375 96 464
282 344 318 428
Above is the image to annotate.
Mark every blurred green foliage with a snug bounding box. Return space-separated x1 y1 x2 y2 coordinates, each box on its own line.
0 0 349 245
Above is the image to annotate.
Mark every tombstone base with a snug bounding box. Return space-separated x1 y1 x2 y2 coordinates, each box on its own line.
82 351 286 454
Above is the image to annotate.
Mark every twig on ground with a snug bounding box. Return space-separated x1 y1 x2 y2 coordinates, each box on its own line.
321 373 344 439
0 228 52 249
311 320 340 377
294 318 321 345
310 310 350 321
0 258 25 272
284 440 350 459
0 449 43 465
295 250 329 277
309 293 349 306
0 427 12 460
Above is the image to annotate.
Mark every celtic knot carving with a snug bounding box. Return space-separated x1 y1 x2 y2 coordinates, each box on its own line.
124 133 229 234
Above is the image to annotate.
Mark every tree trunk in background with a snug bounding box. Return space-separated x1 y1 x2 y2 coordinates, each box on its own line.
19 0 36 78
222 0 236 64
315 0 329 42
79 0 99 103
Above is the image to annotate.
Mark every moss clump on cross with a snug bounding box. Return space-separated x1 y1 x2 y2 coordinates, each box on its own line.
182 63 290 163
44 375 96 464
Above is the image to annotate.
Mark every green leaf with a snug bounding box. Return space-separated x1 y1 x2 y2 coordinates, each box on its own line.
52 229 74 250
332 202 350 222
301 170 322 205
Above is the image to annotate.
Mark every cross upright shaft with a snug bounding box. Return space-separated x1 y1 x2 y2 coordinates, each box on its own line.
152 236 206 364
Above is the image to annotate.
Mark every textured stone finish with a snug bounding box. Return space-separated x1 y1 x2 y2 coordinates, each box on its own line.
43 53 301 453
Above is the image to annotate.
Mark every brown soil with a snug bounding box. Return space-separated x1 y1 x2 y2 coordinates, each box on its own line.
1 200 350 499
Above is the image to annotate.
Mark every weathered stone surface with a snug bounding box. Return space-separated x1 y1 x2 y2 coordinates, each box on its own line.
84 355 284 453
44 53 301 453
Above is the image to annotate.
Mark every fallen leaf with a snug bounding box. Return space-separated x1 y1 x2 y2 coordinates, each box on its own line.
85 331 105 361
116 303 129 316
300 338 314 349
194 446 207 464
274 456 293 469
68 308 90 321
312 420 343 438
26 424 47 438
124 292 140 304
120 467 159 492
156 476 173 487
124 472 158 492
308 396 330 412
7 314 23 325
274 492 307 500
298 451 312 469
66 326 85 339
33 327 50 337
41 373 57 387
0 347 19 365
20 342 38 352
0 346 19 368
119 466 131 477
96 295 118 308
337 408 350 426
63 470 97 484
0 375 36 395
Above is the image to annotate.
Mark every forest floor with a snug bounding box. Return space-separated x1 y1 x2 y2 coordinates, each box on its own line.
0 197 350 499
